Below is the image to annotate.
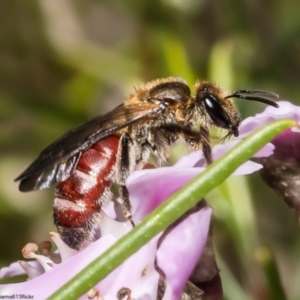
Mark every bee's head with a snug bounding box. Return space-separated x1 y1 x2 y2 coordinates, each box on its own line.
195 82 240 136
195 81 279 137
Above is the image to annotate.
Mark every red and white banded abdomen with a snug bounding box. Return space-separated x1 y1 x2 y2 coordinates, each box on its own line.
53 135 119 250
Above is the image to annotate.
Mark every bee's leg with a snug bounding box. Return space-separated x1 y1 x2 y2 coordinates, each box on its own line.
116 133 135 227
200 126 212 164
119 185 135 227
159 124 212 164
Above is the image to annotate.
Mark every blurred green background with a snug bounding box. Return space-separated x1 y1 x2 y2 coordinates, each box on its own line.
1 1 300 299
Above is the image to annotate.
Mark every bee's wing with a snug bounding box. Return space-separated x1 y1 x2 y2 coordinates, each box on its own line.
15 102 162 191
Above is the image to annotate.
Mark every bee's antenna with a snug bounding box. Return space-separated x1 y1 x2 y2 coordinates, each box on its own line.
225 90 279 108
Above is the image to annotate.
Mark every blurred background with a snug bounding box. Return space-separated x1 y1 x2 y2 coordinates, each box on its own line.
0 0 300 299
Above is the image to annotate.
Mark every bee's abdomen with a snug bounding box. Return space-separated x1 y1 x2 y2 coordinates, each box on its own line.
53 135 119 250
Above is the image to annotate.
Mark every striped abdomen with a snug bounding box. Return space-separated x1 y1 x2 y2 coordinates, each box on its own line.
54 135 119 250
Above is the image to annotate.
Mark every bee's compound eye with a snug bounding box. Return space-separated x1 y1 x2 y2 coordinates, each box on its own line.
204 95 231 129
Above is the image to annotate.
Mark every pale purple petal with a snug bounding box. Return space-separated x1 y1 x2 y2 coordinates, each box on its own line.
175 150 203 168
0 262 25 278
50 232 78 261
157 205 212 299
93 237 159 300
29 254 55 272
239 101 300 138
98 210 132 238
128 168 205 221
233 161 262 174
19 261 46 279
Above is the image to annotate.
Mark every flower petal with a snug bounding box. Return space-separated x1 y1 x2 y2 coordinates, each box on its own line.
239 101 300 138
128 167 204 221
0 262 25 278
1 214 162 300
157 204 212 299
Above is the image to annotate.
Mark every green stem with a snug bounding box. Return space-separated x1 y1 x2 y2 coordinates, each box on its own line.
48 119 297 300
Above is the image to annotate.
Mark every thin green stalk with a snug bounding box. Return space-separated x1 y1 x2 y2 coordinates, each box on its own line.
48 119 297 300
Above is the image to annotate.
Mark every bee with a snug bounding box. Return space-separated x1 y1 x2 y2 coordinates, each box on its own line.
15 77 279 249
